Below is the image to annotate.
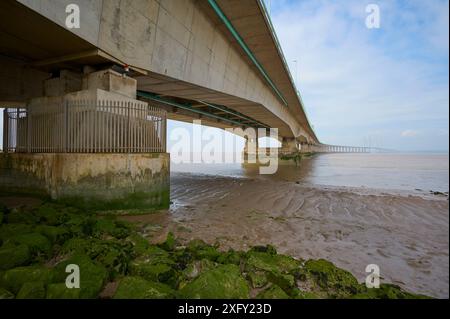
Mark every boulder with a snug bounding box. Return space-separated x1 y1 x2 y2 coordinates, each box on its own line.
0 265 53 293
180 264 249 299
46 283 81 299
0 287 14 299
53 254 108 299
304 259 360 297
16 281 46 299
245 251 300 274
0 244 30 270
7 232 52 256
256 284 290 299
114 276 176 299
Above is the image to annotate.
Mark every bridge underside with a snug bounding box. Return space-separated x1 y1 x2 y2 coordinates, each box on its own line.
0 0 295 139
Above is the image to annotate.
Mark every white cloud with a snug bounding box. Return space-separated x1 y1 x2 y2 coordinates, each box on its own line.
401 130 419 137
271 0 449 151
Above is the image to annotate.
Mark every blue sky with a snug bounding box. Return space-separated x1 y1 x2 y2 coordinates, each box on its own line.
266 0 449 151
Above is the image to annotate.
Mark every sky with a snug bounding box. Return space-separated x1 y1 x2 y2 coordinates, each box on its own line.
266 0 449 151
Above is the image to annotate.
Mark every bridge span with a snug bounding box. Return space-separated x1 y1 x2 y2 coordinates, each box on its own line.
0 0 367 209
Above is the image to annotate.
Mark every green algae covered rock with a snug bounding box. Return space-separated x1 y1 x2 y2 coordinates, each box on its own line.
129 260 177 285
352 284 432 299
46 283 81 299
0 287 14 299
256 284 290 299
0 265 53 293
181 259 216 281
34 204 64 226
266 272 296 295
16 281 46 299
180 264 249 299
127 233 151 256
247 271 268 289
141 245 176 265
249 245 277 256
159 232 176 251
35 225 70 245
0 223 34 242
7 232 52 256
114 276 176 299
93 218 131 239
245 251 300 274
0 244 30 270
216 249 243 265
303 259 360 297
185 239 221 262
53 254 108 299
61 237 133 276
7 209 39 225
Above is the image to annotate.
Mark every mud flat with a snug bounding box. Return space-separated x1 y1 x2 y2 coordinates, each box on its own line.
131 172 449 298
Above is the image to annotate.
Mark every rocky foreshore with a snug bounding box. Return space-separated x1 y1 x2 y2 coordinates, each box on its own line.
0 201 430 299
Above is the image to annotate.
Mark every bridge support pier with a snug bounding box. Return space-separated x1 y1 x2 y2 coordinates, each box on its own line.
1 68 170 210
280 137 299 154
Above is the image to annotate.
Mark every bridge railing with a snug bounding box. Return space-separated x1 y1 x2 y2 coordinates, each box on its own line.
2 100 166 154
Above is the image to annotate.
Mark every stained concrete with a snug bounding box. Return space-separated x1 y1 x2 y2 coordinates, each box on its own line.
0 152 170 210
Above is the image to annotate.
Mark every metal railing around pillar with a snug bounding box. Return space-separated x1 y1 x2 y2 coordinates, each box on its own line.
2 100 167 154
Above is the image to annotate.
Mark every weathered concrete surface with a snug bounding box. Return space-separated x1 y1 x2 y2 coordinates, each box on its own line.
0 153 170 210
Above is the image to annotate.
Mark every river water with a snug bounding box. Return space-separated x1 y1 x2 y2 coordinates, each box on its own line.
172 153 449 194
128 153 449 298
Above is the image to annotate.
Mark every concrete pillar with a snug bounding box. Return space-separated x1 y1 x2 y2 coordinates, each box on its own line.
243 136 259 162
0 68 170 210
280 137 299 154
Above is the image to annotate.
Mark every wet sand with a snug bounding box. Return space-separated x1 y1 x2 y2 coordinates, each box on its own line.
126 172 449 299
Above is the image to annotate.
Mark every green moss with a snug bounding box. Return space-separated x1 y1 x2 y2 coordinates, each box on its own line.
266 272 296 296
256 284 290 299
245 251 300 274
7 209 40 225
93 218 131 239
247 271 268 289
34 204 65 226
249 245 277 255
114 276 176 299
0 223 35 242
7 232 52 257
159 232 176 251
53 254 108 299
129 261 177 286
180 264 249 299
127 233 151 256
16 281 46 299
46 283 81 299
0 287 14 299
61 238 133 277
186 239 221 262
0 266 53 294
35 225 70 245
352 284 432 299
179 259 217 288
0 244 30 270
216 249 243 265
304 259 361 297
58 187 170 211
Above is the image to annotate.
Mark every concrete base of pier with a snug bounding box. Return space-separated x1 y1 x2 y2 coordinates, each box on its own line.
0 152 170 210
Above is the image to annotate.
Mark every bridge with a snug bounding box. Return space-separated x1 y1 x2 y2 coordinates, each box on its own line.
0 0 368 209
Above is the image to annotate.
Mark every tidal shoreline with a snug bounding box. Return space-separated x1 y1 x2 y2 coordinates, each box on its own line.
130 172 449 298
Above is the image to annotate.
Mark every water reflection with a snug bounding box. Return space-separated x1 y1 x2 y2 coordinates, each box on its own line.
172 153 449 193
